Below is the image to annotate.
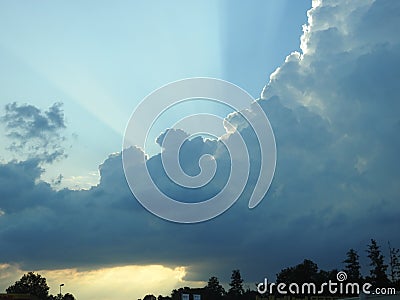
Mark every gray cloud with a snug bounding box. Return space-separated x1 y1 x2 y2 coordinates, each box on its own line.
1 102 66 163
1 0 400 287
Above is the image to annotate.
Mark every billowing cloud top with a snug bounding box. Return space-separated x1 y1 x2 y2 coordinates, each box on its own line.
0 0 400 285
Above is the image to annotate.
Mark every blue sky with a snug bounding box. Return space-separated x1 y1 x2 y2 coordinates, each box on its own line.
0 0 309 188
1 1 400 300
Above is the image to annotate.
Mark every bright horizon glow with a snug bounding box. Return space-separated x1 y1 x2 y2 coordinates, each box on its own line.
0 264 206 300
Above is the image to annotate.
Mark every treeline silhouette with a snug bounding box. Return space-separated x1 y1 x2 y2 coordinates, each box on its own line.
3 239 399 300
145 239 400 300
4 271 75 300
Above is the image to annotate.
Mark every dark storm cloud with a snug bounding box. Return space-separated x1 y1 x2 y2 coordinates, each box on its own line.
1 0 400 286
1 102 66 162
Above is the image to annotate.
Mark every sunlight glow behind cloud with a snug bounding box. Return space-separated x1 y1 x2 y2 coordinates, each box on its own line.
0 264 202 300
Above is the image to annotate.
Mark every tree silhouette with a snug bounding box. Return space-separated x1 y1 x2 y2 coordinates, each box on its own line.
228 270 244 299
48 292 77 300
367 239 389 287
343 248 362 282
62 293 76 300
171 288 185 300
276 259 319 284
158 295 172 300
204 276 225 299
143 294 156 300
6 272 50 300
316 269 339 285
388 241 400 288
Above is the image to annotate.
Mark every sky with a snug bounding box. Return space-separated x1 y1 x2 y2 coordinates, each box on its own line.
1 0 400 299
